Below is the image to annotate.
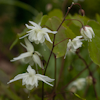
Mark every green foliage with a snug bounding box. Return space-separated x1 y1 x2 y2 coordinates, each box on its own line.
88 20 100 66
74 93 86 100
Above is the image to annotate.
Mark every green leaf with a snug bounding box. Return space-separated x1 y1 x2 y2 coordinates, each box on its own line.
68 14 89 27
1 84 22 100
34 12 43 23
96 14 100 24
88 20 100 66
44 16 76 58
48 9 63 20
74 93 86 100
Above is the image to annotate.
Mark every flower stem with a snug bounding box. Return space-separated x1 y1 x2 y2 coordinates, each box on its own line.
54 38 70 47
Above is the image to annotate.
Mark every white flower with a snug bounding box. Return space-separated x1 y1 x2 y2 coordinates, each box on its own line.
68 78 86 93
64 36 83 58
11 38 43 69
7 65 54 90
80 25 95 42
19 21 57 44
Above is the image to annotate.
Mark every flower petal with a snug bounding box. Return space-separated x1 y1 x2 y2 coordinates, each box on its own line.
24 38 34 52
25 24 35 29
42 28 57 34
44 33 53 43
11 52 32 62
19 34 29 39
36 75 54 86
27 65 36 74
33 54 44 69
36 74 54 82
29 21 41 28
20 43 27 50
7 73 27 84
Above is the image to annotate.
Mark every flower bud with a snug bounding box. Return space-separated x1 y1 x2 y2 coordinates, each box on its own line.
86 76 92 85
80 25 95 42
79 9 85 16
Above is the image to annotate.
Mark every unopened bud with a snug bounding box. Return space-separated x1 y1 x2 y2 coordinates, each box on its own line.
80 25 95 42
86 76 92 85
79 9 85 16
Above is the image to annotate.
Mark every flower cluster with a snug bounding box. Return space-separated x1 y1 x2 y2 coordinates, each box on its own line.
8 21 57 90
64 25 95 58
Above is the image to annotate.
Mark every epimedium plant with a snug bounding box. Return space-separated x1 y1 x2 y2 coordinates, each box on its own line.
8 2 100 100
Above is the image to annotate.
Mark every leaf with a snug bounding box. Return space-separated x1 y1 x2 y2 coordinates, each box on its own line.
96 14 100 24
88 20 100 66
1 84 23 100
34 12 43 23
74 93 86 100
43 16 76 58
48 9 63 20
68 14 89 27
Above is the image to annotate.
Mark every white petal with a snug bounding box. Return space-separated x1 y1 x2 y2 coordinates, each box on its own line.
11 52 32 62
19 34 29 39
44 33 53 43
28 32 38 42
36 75 54 86
35 51 42 56
29 21 41 28
7 73 27 84
33 54 44 69
26 84 34 90
36 74 54 82
27 65 36 74
25 24 35 29
42 28 57 34
20 43 27 50
24 38 34 52
22 57 32 64
37 32 43 41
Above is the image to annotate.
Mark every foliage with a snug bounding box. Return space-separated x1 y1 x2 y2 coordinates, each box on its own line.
0 0 100 100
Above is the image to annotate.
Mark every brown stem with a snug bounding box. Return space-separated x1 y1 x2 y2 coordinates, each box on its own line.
54 38 70 47
42 3 82 100
53 53 57 90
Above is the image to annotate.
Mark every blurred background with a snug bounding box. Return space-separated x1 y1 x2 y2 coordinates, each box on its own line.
0 0 100 100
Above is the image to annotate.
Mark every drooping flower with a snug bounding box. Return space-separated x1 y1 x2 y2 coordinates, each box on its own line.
68 78 86 93
80 25 95 42
19 21 57 44
64 36 83 58
7 65 54 90
11 38 43 69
